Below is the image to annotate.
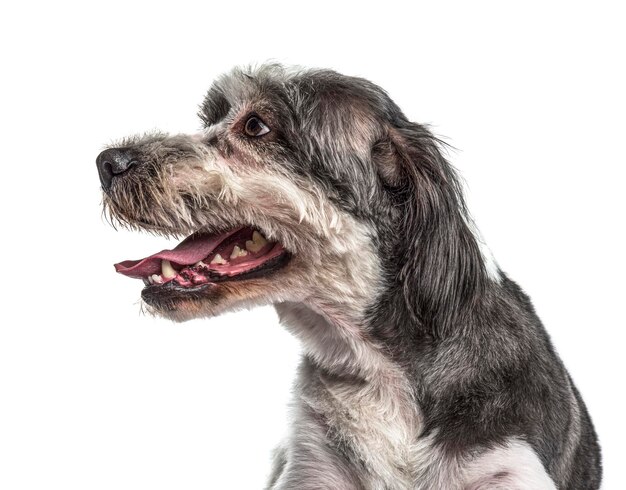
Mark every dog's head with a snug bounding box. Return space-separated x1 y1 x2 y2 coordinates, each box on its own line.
98 64 490 332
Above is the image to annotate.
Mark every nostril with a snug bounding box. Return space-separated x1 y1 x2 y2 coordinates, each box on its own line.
102 160 113 175
96 156 114 191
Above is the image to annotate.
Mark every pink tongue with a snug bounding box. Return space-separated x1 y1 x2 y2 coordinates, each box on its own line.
114 229 241 278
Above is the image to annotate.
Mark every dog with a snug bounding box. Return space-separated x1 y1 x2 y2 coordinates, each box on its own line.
96 64 601 489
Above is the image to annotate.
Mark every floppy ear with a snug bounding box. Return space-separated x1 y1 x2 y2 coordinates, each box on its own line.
378 123 487 336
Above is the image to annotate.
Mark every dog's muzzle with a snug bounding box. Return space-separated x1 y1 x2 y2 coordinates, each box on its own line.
96 148 137 191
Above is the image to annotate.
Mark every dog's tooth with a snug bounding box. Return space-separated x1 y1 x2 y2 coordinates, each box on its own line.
151 274 163 284
246 231 268 252
210 253 227 265
195 260 207 267
253 231 267 244
230 245 247 259
148 275 154 285
161 260 176 279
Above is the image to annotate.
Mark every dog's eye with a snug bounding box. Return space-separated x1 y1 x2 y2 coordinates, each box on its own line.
244 116 270 137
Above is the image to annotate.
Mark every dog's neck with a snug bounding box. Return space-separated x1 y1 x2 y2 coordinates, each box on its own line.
275 301 396 379
274 301 424 485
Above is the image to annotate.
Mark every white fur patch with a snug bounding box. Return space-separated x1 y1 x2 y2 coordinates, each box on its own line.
462 439 557 489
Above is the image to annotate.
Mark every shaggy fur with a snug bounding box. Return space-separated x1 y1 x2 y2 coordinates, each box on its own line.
97 64 601 489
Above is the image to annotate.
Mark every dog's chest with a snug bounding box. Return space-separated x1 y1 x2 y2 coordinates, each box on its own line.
301 367 427 489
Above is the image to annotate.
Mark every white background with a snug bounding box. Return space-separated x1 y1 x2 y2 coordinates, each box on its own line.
1 1 624 488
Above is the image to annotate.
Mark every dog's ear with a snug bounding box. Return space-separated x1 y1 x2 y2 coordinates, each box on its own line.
371 137 405 188
376 123 487 336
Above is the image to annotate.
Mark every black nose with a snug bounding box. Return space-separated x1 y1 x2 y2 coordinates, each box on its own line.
96 148 138 191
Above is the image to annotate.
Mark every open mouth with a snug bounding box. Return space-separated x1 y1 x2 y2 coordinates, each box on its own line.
115 227 290 292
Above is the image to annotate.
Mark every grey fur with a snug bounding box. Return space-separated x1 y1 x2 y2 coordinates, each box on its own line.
98 64 601 489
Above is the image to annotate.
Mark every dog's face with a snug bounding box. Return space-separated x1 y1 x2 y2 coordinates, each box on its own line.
97 65 405 322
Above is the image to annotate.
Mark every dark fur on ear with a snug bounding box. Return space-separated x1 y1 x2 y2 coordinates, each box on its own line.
385 123 488 337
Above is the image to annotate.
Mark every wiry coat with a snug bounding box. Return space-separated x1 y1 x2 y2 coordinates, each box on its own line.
99 64 601 489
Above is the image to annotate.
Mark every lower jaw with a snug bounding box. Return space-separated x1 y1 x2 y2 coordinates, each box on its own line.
140 251 291 309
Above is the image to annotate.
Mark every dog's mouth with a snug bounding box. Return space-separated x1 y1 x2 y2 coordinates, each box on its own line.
114 227 290 293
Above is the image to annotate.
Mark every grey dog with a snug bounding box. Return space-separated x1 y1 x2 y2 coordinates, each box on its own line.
97 64 601 489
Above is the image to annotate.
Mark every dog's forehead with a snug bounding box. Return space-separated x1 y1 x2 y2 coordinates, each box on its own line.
198 65 408 139
199 65 293 125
